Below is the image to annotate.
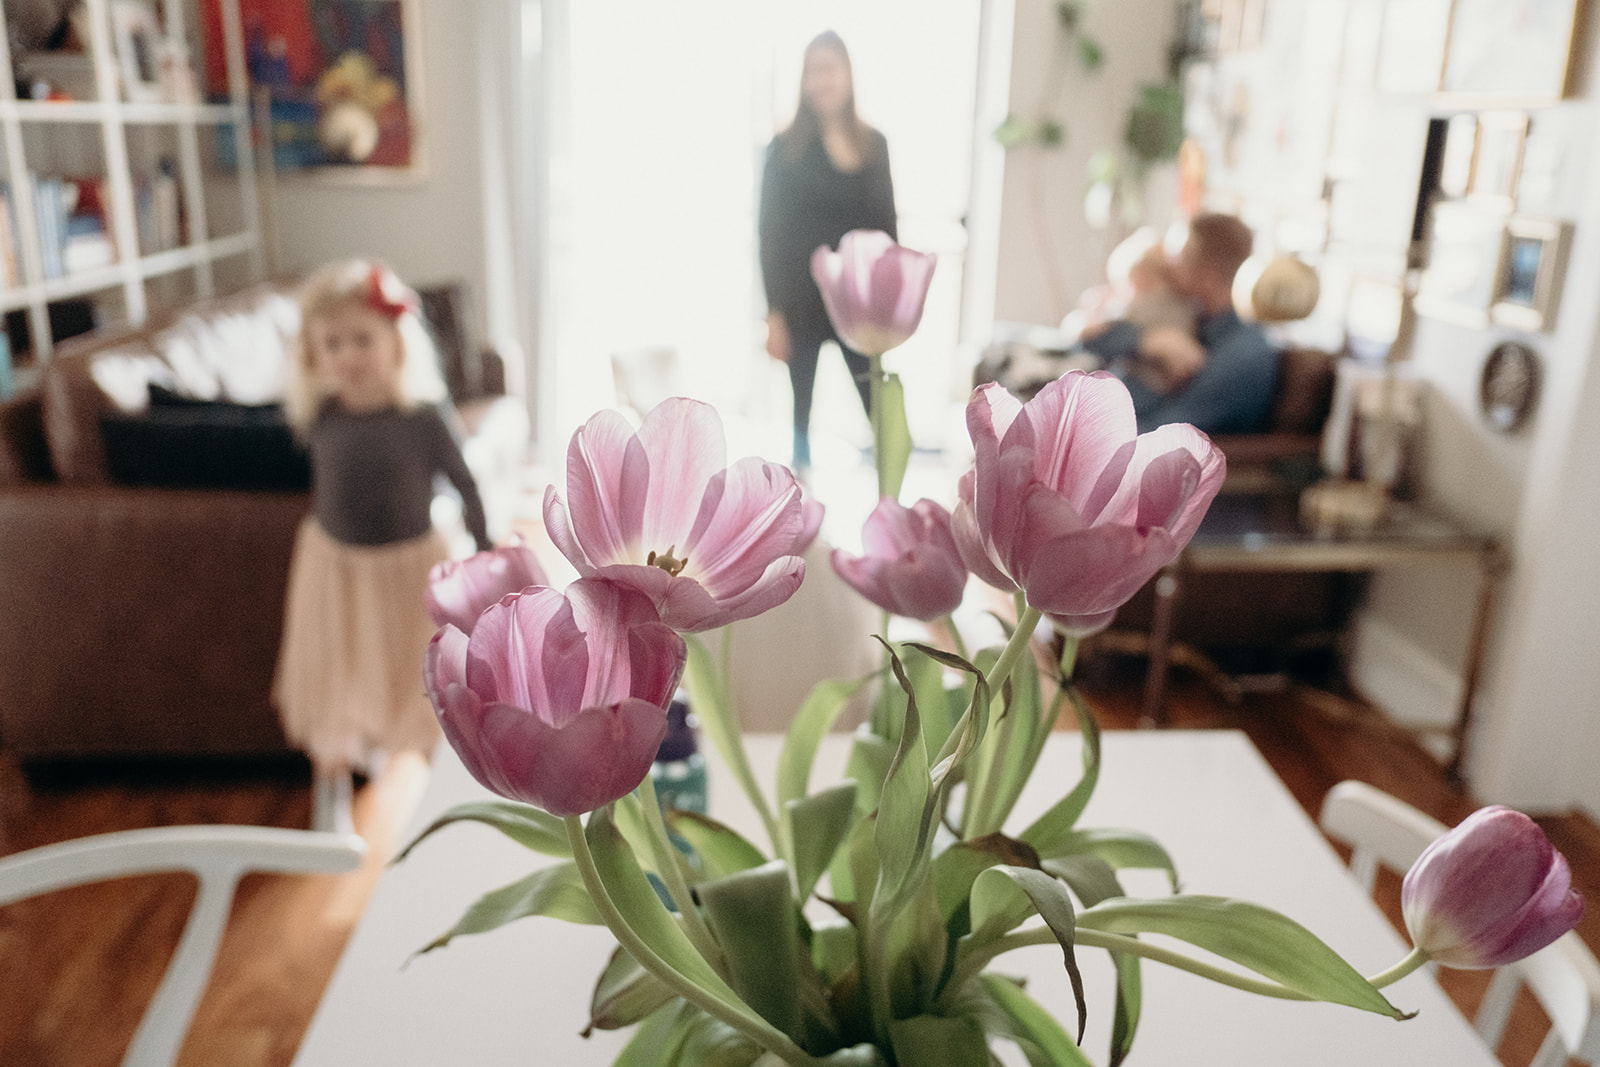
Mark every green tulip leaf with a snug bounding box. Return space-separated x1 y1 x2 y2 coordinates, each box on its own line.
1037 828 1178 891
412 861 601 959
1019 687 1103 853
585 807 771 1032
811 917 858 985
684 633 777 847
884 878 949 1014
933 833 1042 926
612 1001 689 1067
845 729 897 818
1077 895 1407 1017
978 973 1096 1067
875 371 912 501
1040 853 1124 908
777 675 869 816
663 810 769 883
786 781 860 901
1109 951 1143 1067
963 866 1086 1040
586 946 676 1034
395 799 571 862
673 1008 765 1067
889 1012 991 1067
695 861 806 1042
873 642 935 910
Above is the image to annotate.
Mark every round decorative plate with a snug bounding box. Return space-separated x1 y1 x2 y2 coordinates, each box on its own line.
1480 341 1540 433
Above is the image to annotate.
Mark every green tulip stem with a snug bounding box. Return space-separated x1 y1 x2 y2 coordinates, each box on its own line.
712 628 780 847
632 778 724 968
965 603 1044 836
563 815 816 1067
868 353 885 498
1367 946 1430 989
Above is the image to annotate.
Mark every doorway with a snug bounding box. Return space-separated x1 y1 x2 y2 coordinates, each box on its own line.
543 0 985 476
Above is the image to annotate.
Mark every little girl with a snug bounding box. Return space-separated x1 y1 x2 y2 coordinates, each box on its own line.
273 259 492 832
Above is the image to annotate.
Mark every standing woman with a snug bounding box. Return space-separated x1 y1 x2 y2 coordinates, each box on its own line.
759 30 897 471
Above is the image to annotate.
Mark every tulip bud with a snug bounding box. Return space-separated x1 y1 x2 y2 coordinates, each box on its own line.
426 538 550 634
831 497 967 621
809 230 936 358
1401 805 1584 969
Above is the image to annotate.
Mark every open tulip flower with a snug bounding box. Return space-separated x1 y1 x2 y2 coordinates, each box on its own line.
425 537 550 634
543 397 809 632
1402 805 1585 969
809 228 936 358
424 576 687 817
831 496 968 621
953 370 1226 633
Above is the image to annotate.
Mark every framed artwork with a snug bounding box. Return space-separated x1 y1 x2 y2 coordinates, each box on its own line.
1376 0 1451 94
110 0 165 103
1437 114 1478 198
201 0 425 183
1490 216 1573 331
1442 0 1582 102
1470 111 1528 203
1479 341 1541 432
1416 200 1507 327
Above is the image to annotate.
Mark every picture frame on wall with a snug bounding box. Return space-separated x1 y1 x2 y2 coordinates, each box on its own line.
1441 0 1582 102
1470 111 1528 204
200 0 426 183
110 0 166 103
1416 200 1507 327
1490 216 1573 332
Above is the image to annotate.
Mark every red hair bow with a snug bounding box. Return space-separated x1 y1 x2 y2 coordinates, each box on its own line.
366 264 418 320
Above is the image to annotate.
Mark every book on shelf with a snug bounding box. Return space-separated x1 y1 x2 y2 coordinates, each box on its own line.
0 187 19 289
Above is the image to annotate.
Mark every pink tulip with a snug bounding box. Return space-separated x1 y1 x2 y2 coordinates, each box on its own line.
809 230 937 357
425 538 550 634
1401 805 1585 969
952 371 1226 634
543 397 807 632
831 498 967 621
425 577 687 817
793 488 826 558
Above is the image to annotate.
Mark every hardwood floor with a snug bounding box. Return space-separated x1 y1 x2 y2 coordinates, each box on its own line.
1 659 1596 1066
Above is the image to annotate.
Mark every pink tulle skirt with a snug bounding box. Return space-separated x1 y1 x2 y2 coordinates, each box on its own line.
272 519 447 770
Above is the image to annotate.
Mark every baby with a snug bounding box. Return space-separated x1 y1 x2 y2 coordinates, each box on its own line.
1073 228 1205 395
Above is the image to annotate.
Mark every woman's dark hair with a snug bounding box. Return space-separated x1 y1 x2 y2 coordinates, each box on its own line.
777 30 873 164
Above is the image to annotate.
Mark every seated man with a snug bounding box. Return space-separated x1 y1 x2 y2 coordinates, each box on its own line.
1079 213 1277 436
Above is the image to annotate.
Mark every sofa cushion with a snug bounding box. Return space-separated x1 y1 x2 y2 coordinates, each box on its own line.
43 332 160 485
100 390 309 491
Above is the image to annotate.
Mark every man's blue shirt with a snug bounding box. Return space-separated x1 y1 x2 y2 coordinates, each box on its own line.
1081 309 1278 435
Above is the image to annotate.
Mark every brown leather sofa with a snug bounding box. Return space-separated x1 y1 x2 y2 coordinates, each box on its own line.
0 283 528 764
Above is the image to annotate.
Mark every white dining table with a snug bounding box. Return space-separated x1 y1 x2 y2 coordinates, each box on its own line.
292 730 1498 1066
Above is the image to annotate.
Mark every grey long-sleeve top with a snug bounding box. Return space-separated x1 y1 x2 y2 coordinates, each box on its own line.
308 401 491 552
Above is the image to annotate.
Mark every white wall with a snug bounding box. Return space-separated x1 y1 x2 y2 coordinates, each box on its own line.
991 0 1179 328
1342 27 1600 818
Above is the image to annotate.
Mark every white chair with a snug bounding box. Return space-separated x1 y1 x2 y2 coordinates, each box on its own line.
1320 780 1600 1067
0 825 366 1066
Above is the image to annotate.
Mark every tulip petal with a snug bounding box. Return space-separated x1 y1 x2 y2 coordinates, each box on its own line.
684 459 802 599
465 588 587 728
454 698 670 817
542 485 594 574
565 410 652 566
635 398 728 548
1021 372 1139 517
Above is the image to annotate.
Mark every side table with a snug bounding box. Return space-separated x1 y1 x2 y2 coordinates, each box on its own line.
1142 492 1506 779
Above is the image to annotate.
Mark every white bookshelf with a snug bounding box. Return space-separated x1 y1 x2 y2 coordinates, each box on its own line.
0 0 263 377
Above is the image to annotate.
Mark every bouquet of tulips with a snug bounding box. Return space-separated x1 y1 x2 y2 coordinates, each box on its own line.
403 232 1583 1066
